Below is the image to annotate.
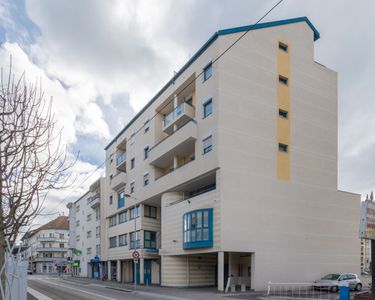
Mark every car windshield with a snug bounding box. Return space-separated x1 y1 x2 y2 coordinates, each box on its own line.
321 274 340 280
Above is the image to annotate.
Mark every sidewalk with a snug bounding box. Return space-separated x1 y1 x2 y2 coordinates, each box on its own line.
61 276 264 300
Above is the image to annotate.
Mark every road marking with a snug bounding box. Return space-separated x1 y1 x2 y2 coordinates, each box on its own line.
32 279 118 300
27 287 53 300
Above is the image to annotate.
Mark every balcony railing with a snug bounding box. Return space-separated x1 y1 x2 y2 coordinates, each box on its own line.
116 152 126 165
155 156 195 181
37 237 56 242
162 102 195 133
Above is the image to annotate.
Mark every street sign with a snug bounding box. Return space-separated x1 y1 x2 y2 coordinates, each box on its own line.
132 250 140 259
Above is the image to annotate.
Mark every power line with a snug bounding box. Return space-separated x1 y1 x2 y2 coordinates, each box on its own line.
42 0 285 217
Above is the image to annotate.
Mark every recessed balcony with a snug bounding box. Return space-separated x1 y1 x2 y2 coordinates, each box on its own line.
35 248 68 252
111 172 126 190
116 151 127 172
37 237 56 242
149 120 197 169
162 102 195 134
88 193 100 208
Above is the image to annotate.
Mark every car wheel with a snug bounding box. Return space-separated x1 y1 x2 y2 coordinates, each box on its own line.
330 286 338 293
355 284 362 291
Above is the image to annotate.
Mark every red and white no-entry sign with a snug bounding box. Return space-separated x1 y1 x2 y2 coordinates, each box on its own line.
132 250 140 259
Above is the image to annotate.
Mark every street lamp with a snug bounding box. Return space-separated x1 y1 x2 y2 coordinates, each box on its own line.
124 194 138 290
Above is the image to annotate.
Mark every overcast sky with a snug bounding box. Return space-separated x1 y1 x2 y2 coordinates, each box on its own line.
0 0 374 224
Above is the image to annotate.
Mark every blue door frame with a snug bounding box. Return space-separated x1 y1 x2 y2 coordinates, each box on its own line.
144 260 152 285
133 261 140 284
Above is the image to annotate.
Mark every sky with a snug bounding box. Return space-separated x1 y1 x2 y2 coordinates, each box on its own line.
0 0 374 225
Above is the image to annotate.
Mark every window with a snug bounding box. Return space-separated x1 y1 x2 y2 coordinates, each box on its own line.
87 214 92 221
130 181 135 194
144 120 150 133
144 205 157 218
49 233 54 238
49 243 52 248
279 143 288 153
95 207 100 221
76 235 80 242
130 231 140 249
203 62 212 81
59 243 64 248
143 173 149 186
76 220 80 227
130 132 135 144
87 231 92 238
76 205 80 212
109 215 117 227
118 211 128 224
279 75 288 85
130 205 140 219
203 135 212 154
109 237 117 248
109 195 113 205
130 157 135 169
183 208 213 249
96 244 100 256
119 234 128 247
185 96 193 106
118 191 125 209
96 226 100 238
203 99 212 118
144 146 149 160
279 109 288 119
144 231 157 249
279 42 288 52
59 233 64 239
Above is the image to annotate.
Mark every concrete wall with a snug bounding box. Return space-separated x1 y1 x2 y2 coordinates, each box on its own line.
216 22 360 290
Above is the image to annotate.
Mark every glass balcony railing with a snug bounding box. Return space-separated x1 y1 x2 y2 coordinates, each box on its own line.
116 152 126 165
163 102 186 127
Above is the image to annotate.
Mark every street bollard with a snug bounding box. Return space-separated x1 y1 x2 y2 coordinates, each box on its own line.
339 284 350 300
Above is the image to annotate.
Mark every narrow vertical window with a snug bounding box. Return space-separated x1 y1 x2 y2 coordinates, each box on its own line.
144 120 150 133
144 146 149 160
143 173 149 186
203 135 213 154
130 157 135 169
279 109 288 119
279 42 288 52
279 75 288 85
203 99 212 118
203 62 212 81
279 143 288 153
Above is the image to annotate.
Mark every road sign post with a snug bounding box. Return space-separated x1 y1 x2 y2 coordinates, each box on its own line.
132 250 140 290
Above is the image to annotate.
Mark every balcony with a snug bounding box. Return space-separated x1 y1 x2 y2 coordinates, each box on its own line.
35 248 68 252
149 120 197 168
33 257 66 262
88 193 100 208
162 102 195 134
111 172 126 190
116 151 126 172
37 237 56 242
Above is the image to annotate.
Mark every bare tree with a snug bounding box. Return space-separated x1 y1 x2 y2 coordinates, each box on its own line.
0 60 75 294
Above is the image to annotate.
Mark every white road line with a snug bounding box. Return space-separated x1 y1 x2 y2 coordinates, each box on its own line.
32 278 118 300
27 287 53 300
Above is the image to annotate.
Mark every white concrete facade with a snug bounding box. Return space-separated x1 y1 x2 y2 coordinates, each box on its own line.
67 177 105 278
22 216 69 274
103 17 360 291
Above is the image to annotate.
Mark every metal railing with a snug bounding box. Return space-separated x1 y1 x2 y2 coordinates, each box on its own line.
116 151 126 165
267 282 334 299
163 102 194 127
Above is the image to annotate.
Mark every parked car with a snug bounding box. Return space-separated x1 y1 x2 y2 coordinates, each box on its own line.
313 273 362 292
27 269 33 275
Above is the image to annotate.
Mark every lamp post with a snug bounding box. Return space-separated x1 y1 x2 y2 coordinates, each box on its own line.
124 194 138 290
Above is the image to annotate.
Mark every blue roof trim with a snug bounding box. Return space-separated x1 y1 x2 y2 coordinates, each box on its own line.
104 17 319 150
218 16 320 41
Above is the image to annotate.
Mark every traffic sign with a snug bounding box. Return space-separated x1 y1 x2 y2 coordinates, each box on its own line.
132 250 140 259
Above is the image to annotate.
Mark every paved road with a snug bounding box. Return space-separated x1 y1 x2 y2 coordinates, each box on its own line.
28 275 183 300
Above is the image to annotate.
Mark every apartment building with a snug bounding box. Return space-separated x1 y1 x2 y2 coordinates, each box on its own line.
67 177 106 278
22 216 69 274
103 17 360 291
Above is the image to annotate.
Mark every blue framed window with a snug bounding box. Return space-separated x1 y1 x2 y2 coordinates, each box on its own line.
203 99 212 118
144 146 149 160
117 191 125 209
130 231 140 249
183 208 213 249
203 63 212 81
279 75 288 85
131 157 135 169
279 143 288 153
279 109 288 119
144 231 156 249
203 135 212 154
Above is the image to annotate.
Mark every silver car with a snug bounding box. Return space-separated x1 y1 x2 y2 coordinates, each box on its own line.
313 273 362 292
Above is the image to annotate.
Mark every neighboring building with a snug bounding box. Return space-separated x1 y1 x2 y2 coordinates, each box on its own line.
360 239 371 273
103 17 360 291
67 177 106 278
22 216 69 274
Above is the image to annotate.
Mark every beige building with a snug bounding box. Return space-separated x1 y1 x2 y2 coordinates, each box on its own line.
360 239 371 273
103 17 360 291
22 216 69 274
67 177 106 278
